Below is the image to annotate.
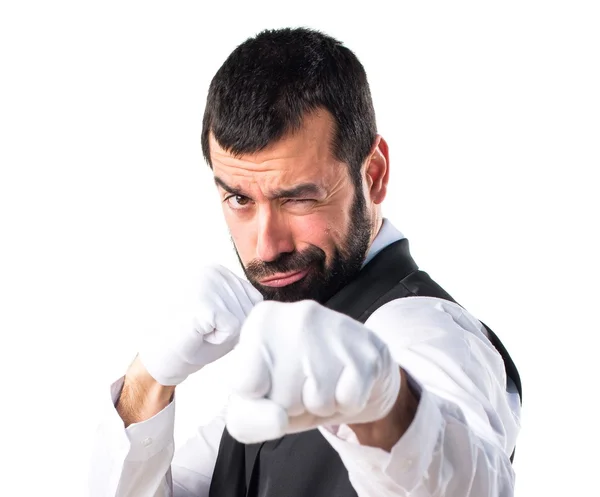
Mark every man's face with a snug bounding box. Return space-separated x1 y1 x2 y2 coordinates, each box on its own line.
210 111 380 303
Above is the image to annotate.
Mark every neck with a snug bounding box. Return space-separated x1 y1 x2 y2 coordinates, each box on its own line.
369 210 383 247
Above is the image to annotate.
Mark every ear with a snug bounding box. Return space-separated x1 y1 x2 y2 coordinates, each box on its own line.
364 135 390 205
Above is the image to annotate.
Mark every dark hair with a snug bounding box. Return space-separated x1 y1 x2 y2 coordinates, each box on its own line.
201 27 377 187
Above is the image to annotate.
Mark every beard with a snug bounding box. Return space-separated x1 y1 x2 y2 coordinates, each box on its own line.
234 190 372 303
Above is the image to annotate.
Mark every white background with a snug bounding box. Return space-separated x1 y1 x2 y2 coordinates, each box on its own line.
1 1 599 495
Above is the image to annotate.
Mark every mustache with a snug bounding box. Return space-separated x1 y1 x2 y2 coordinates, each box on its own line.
245 246 326 281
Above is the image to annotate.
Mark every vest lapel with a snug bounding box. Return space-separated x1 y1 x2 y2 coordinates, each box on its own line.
325 238 418 321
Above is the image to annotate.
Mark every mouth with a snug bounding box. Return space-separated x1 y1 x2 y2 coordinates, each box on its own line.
258 268 310 287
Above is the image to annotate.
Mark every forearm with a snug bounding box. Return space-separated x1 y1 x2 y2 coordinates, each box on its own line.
89 372 178 497
320 298 520 496
321 386 515 497
116 355 176 427
349 367 418 451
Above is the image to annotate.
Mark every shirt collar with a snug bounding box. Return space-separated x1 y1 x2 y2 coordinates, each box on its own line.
362 218 405 268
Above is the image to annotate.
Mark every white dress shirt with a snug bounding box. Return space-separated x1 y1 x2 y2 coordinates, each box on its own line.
89 219 521 497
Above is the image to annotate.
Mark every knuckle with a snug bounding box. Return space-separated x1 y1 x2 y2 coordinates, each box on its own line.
244 301 277 331
356 343 382 379
362 356 380 380
201 263 226 279
292 300 321 325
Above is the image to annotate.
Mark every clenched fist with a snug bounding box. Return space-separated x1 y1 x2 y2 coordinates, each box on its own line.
226 300 401 444
139 264 263 386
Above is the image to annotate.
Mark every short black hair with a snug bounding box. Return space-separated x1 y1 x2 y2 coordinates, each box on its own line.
201 27 377 187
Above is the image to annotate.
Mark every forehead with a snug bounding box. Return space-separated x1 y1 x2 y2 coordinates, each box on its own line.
209 111 345 189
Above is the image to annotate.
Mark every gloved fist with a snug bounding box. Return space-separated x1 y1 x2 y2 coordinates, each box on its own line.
138 264 263 386
225 300 400 444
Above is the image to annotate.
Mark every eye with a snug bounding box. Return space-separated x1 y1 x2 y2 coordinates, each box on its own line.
225 194 253 210
281 198 317 213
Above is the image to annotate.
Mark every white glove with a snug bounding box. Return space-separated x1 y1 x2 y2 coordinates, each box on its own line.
225 300 400 444
138 264 263 386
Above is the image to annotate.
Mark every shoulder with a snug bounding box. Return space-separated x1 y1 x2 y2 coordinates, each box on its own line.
364 296 490 343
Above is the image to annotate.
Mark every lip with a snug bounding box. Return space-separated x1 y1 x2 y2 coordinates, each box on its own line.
258 268 310 287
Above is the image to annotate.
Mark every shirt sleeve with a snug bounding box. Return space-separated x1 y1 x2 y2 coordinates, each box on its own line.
88 377 225 497
319 296 521 497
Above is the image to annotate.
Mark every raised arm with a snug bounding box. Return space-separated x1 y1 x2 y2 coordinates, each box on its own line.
88 265 263 496
322 296 520 496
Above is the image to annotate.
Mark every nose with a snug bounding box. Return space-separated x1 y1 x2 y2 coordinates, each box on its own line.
256 206 295 262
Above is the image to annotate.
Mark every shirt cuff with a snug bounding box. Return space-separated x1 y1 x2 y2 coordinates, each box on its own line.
319 376 444 492
107 376 177 462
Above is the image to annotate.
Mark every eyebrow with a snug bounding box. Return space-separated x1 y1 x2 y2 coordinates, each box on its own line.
214 176 244 196
214 176 324 200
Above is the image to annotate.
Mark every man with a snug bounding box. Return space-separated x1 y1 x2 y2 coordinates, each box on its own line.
90 27 521 496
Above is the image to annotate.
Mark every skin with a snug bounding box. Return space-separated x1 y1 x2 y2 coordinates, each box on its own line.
211 110 372 273
117 109 417 451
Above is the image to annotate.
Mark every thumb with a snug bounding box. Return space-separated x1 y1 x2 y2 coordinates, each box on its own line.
226 394 288 444
201 309 242 345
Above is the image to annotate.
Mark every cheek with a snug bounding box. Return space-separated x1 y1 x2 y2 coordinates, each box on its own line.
221 202 354 264
222 210 257 263
293 208 352 258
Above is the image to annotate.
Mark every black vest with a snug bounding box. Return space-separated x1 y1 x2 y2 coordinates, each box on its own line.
208 239 522 497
